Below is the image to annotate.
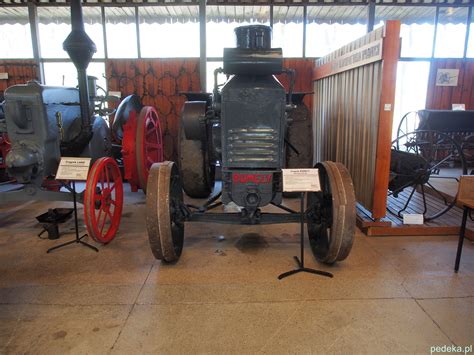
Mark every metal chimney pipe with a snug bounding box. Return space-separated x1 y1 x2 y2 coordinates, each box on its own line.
63 0 97 148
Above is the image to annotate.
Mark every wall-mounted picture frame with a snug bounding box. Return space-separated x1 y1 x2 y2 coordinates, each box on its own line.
436 69 459 86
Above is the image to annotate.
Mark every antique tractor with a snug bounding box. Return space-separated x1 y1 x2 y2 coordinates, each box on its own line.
146 25 356 264
0 0 163 243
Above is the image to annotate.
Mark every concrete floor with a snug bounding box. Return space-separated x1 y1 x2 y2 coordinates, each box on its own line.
0 185 473 354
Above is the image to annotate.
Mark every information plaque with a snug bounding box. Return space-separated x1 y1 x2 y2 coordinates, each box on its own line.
56 157 91 181
282 169 321 192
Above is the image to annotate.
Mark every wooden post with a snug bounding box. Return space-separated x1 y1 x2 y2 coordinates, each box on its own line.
371 20 401 220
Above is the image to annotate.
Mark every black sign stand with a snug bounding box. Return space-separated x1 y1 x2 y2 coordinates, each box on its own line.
47 181 98 254
278 192 333 280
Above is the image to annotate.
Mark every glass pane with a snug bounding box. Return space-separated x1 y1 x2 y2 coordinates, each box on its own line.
39 7 104 59
206 61 225 93
105 7 137 58
393 61 430 140
83 7 105 59
376 6 436 58
207 6 270 58
273 6 303 57
43 62 107 91
139 6 199 58
0 7 33 58
468 8 474 57
306 6 367 58
435 7 468 58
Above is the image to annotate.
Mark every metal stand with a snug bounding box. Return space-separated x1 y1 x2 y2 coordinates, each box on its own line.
278 192 333 280
454 206 469 272
47 181 98 254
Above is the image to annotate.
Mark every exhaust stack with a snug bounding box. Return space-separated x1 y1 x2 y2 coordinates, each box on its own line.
62 0 97 148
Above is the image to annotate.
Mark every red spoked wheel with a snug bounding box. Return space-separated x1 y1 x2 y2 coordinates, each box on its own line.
136 106 164 192
84 157 124 244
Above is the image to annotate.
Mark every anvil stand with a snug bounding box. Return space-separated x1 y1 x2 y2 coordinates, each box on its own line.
47 181 98 254
278 192 333 280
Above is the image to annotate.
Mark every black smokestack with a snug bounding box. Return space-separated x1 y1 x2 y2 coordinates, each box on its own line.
63 0 97 143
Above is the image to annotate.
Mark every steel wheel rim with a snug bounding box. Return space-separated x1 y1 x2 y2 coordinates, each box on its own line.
84 157 124 243
146 161 184 262
306 161 356 264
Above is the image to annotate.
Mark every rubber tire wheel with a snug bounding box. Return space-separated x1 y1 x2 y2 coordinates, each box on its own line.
146 161 184 262
179 124 214 199
307 161 356 264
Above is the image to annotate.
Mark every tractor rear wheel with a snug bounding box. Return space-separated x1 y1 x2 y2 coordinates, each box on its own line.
146 161 184 262
136 106 163 193
179 102 214 198
306 161 356 264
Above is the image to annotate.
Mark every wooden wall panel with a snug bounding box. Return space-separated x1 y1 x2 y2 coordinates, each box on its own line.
0 60 38 99
426 59 474 110
277 58 314 112
106 59 201 161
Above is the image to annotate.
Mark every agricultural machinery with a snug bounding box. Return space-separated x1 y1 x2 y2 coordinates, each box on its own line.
0 0 163 244
146 25 356 265
388 110 472 221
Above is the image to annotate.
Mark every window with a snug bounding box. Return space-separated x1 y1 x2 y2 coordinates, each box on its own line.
273 6 304 57
105 7 137 58
39 7 104 59
0 7 33 59
468 7 474 57
306 6 367 58
376 6 436 58
139 6 199 58
206 61 226 93
393 61 430 140
207 6 270 58
43 62 107 91
435 7 468 58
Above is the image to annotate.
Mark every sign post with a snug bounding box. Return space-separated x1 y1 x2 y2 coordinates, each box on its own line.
278 169 333 280
47 158 98 254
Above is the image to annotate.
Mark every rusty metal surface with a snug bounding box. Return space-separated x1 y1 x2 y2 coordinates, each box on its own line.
146 161 184 262
182 101 206 141
306 161 356 264
313 28 384 212
180 102 215 198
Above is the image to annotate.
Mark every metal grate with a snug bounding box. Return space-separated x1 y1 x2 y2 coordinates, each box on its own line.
227 127 279 164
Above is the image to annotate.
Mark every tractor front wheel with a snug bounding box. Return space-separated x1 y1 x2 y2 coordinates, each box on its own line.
84 157 124 244
306 161 356 264
146 161 185 262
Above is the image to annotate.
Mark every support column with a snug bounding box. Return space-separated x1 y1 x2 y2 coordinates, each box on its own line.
199 0 207 92
28 2 44 83
367 0 375 33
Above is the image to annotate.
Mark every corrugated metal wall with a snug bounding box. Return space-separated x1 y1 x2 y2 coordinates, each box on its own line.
313 28 384 212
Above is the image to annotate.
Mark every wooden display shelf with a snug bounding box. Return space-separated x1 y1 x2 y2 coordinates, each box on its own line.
357 191 474 240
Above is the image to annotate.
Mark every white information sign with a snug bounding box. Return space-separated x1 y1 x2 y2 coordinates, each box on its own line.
403 213 424 225
282 169 321 192
56 157 91 181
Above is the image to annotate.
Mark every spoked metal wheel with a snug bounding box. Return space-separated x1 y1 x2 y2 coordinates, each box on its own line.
146 161 185 262
306 161 356 264
179 102 215 198
388 130 467 221
397 111 421 140
84 157 124 244
136 106 164 192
